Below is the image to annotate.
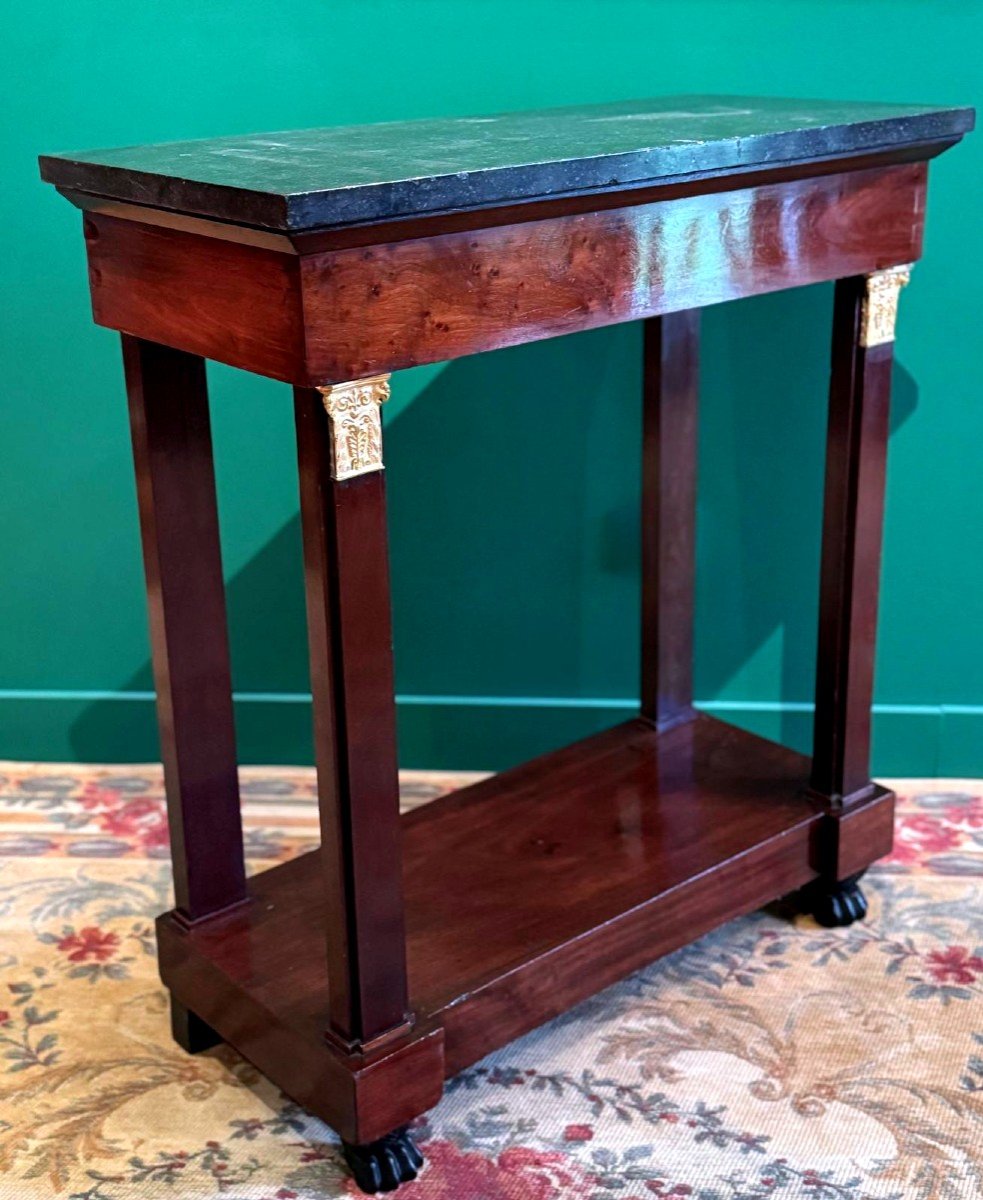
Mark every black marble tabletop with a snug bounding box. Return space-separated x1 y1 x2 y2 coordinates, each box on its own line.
39 94 973 233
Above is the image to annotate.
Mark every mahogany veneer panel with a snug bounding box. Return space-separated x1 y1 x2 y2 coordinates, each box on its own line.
83 162 926 386
403 716 814 1003
300 162 926 381
85 215 304 382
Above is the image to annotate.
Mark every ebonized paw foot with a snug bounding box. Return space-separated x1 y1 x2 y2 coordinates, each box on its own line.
342 1127 424 1194
170 997 222 1054
805 872 868 928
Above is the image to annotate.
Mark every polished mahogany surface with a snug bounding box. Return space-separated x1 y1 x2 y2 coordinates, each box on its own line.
811 278 895 806
293 389 409 1048
299 162 925 381
39 95 971 231
158 717 892 1086
122 337 246 921
641 310 699 729
404 716 813 1001
82 161 927 387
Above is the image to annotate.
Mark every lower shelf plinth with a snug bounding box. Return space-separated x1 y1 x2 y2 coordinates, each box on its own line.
157 714 895 1143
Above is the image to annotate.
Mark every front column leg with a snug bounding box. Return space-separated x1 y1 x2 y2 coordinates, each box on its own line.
806 266 911 925
294 376 411 1051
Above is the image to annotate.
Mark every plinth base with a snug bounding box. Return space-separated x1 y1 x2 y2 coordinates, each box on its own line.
157 715 894 1145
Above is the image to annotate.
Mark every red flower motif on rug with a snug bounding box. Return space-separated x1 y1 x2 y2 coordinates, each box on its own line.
925 945 983 984
562 1124 594 1142
56 927 120 963
944 794 983 829
79 784 169 852
883 813 962 866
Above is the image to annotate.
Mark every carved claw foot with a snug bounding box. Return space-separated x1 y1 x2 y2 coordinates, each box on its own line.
342 1127 424 1194
805 872 868 928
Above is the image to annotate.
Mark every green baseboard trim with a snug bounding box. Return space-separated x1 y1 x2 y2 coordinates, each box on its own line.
0 690 979 775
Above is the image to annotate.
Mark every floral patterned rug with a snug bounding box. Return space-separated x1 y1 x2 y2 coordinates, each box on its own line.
1 763 982 1200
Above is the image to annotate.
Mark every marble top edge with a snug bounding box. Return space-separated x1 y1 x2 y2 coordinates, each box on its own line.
39 94 974 232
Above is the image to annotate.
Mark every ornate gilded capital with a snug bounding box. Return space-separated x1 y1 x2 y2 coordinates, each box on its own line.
860 264 912 349
316 375 391 481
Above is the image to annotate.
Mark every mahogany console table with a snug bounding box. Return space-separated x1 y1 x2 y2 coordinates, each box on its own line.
40 95 972 1193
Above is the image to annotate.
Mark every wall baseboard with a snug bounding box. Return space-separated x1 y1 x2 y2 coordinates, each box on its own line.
0 690 979 775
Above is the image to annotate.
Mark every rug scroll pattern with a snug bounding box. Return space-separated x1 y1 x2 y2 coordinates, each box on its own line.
1 764 982 1199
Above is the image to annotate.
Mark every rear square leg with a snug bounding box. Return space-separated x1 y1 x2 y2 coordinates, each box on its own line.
170 995 222 1054
342 1126 424 1194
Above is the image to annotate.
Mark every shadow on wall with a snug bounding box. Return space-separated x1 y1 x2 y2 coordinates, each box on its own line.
70 284 918 770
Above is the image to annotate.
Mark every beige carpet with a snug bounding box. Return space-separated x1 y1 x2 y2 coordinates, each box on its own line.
1 763 982 1198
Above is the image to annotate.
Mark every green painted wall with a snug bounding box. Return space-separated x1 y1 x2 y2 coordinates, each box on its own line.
2 0 980 772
